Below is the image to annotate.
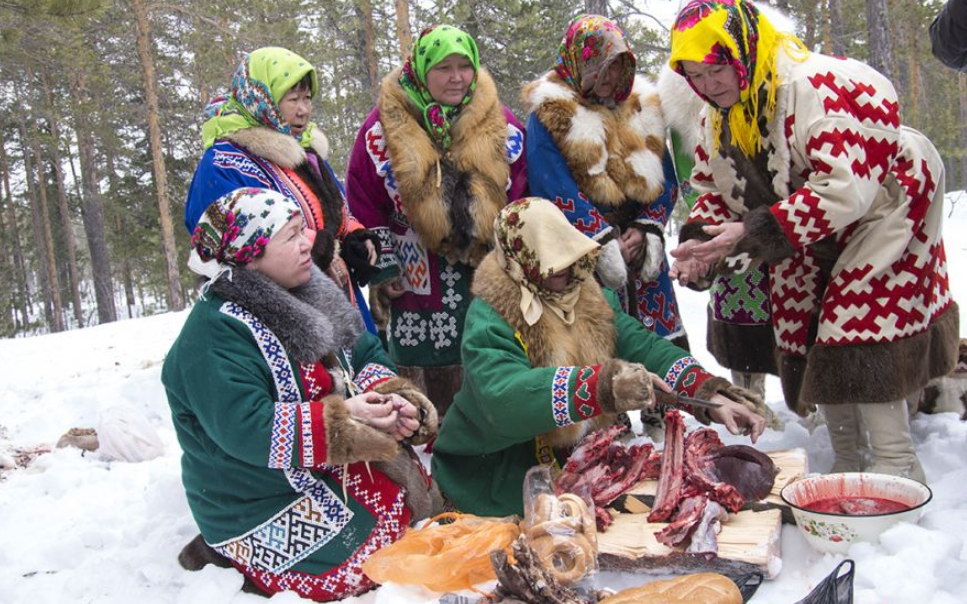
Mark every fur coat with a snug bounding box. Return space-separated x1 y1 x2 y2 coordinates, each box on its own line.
431 252 724 517
345 67 527 367
162 266 441 601
522 71 687 343
680 50 960 412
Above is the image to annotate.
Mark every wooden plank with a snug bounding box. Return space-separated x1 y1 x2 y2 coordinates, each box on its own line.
616 448 807 524
596 508 783 579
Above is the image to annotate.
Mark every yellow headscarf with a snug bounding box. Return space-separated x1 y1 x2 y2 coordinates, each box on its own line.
493 198 600 326
669 0 807 157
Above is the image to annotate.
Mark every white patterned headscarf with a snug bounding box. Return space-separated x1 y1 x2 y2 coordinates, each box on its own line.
493 197 600 326
188 188 302 289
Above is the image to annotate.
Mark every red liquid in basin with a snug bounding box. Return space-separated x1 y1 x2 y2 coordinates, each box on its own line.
803 496 910 515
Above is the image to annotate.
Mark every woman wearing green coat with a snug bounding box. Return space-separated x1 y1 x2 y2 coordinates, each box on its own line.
431 198 769 517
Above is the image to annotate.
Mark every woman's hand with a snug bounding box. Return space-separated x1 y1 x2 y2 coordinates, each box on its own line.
345 392 420 441
707 395 766 444
380 277 406 300
327 256 350 287
688 222 746 263
364 239 378 266
619 228 645 263
669 239 712 285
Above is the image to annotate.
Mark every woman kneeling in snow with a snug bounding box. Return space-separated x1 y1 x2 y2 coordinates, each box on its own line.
431 197 770 517
162 187 443 601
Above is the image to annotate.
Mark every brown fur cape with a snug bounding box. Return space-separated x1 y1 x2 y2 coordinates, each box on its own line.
521 71 666 212
471 252 620 447
378 67 511 265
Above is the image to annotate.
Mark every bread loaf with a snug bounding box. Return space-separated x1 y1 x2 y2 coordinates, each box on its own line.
598 573 742 604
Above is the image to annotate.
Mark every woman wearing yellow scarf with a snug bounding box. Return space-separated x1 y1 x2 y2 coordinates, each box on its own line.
667 0 958 484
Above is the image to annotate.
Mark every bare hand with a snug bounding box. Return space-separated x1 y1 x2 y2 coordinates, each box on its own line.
327 256 350 287
707 395 766 444
668 241 711 285
687 223 745 263
619 229 645 263
385 393 420 441
345 392 398 432
364 239 378 266
380 277 406 300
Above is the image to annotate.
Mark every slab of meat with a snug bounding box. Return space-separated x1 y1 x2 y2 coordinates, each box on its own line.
647 410 687 523
654 495 706 547
683 428 746 513
555 424 656 531
708 445 780 502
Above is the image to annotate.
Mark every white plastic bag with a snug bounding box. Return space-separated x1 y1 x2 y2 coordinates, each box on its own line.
96 405 164 462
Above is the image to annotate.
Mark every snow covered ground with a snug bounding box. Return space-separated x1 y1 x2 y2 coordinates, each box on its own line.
1 194 966 604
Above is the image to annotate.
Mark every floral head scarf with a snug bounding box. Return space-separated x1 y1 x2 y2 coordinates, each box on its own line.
202 47 321 150
399 25 480 149
188 188 302 289
669 0 807 157
494 198 600 326
555 14 636 104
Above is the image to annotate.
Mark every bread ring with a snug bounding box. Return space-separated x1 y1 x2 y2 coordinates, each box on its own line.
532 493 560 523
529 533 594 585
526 517 581 540
557 493 597 544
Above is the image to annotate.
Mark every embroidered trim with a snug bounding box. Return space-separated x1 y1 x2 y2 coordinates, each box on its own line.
355 363 397 392
552 366 575 428
212 479 355 575
573 365 601 420
663 356 702 390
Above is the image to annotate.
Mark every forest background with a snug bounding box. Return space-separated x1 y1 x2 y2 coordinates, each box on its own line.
0 0 959 337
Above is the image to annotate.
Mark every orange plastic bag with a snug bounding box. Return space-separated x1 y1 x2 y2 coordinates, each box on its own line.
361 512 520 593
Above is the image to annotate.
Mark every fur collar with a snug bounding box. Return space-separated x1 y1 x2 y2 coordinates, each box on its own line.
472 253 619 447
377 67 511 265
223 126 330 169
522 71 666 207
657 65 706 157
210 265 362 363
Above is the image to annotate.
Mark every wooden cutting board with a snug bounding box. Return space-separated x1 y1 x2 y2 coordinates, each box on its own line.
596 508 783 579
614 448 807 524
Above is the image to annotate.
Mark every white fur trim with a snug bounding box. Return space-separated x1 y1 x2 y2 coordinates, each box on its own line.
656 65 706 154
640 232 664 282
524 72 576 110
625 149 665 197
568 105 609 175
595 239 627 290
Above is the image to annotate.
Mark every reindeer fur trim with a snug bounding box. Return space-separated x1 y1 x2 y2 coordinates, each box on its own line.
522 72 666 206
322 394 399 465
378 67 510 265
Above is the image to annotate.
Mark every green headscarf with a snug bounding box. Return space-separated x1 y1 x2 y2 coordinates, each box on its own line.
202 47 320 150
399 25 480 149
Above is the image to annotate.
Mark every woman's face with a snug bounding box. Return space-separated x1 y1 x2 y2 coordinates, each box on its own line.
592 57 624 99
680 60 741 108
279 85 313 136
544 267 573 293
249 217 312 289
425 53 475 105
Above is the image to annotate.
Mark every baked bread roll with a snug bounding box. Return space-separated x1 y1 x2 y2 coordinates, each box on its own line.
598 573 742 604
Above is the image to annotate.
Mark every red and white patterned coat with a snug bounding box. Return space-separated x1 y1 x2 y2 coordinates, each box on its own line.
686 50 959 408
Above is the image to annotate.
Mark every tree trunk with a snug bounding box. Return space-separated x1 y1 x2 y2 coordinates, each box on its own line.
394 0 412 60
803 0 818 50
353 0 380 104
827 0 846 56
68 67 117 324
104 148 137 319
41 67 84 327
959 73 967 191
585 0 607 16
866 0 894 79
0 113 31 328
31 133 67 331
131 0 184 311
20 119 62 332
